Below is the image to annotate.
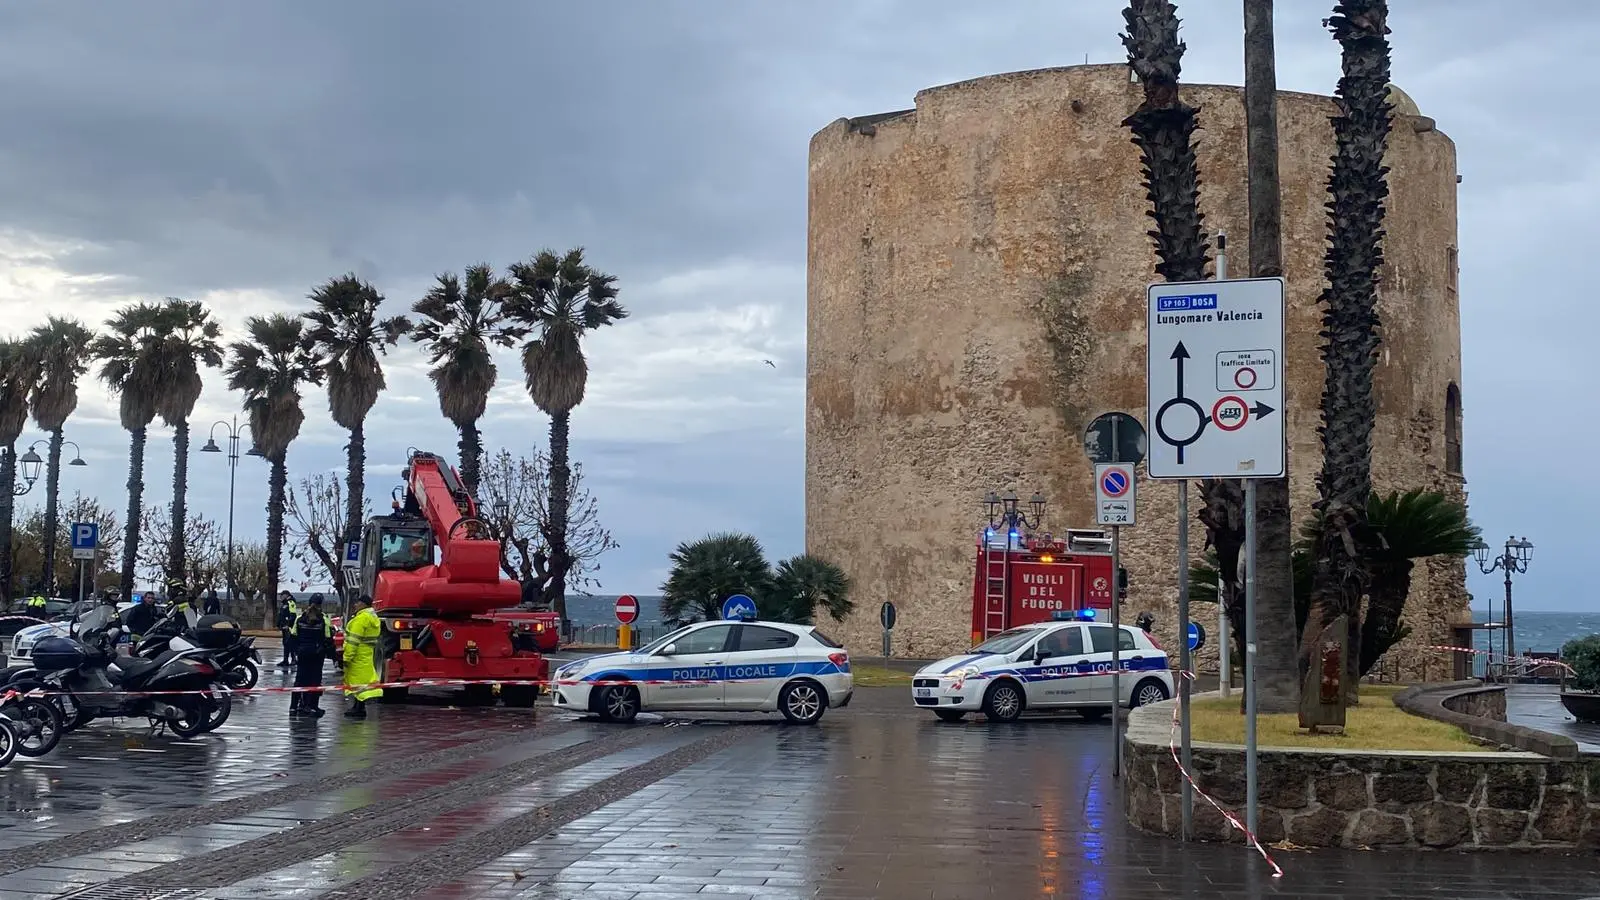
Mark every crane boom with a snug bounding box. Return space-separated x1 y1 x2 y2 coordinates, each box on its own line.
403 452 500 585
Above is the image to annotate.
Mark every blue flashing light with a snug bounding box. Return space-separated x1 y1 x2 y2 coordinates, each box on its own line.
1051 609 1097 621
983 527 995 541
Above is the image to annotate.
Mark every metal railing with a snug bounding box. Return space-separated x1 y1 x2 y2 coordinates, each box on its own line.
564 623 677 649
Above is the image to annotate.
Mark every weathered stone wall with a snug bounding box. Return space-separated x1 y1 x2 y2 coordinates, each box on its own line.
806 65 1468 665
1124 697 1600 849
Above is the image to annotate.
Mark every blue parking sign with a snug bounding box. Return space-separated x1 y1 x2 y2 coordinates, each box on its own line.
71 522 98 559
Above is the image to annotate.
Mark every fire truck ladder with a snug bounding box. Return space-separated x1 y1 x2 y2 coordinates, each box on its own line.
982 544 1009 639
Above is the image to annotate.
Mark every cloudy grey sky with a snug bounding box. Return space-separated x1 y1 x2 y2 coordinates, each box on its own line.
0 1 1587 615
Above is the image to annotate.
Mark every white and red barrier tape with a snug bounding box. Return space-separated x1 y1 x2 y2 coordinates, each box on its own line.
1166 669 1284 878
1421 644 1577 677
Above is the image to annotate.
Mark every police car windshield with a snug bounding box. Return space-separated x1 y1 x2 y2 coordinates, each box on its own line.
638 625 695 655
972 628 1040 655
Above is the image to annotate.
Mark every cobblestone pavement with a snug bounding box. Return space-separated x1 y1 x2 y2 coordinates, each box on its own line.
1 659 1598 900
1505 683 1600 754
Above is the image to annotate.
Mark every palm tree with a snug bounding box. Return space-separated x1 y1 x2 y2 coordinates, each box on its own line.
505 248 626 624
771 555 854 625
659 532 773 625
1298 489 1475 678
1300 0 1395 700
225 315 322 609
304 275 410 547
26 316 95 593
411 264 525 494
92 303 169 599
0 339 40 601
151 300 225 587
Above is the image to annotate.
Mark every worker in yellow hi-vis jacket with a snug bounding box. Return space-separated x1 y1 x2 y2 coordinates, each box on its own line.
342 595 383 719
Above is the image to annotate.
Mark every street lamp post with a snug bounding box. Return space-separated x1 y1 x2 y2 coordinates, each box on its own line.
201 416 261 602
27 438 87 593
983 489 1047 546
1473 535 1534 665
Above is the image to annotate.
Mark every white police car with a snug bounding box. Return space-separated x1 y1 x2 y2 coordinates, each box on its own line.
552 619 854 725
913 611 1174 723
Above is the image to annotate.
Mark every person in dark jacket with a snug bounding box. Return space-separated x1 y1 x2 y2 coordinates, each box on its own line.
288 594 333 718
123 593 158 640
275 590 299 668
202 589 222 616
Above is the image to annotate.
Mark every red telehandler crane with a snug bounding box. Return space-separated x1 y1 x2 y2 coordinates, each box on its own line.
350 449 548 707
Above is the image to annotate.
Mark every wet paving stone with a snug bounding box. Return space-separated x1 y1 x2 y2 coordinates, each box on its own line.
4 674 1600 899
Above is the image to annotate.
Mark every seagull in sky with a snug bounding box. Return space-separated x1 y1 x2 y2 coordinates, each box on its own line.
763 359 776 368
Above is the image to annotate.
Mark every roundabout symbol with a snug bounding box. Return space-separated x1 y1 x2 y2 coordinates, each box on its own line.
1234 366 1258 389
1153 342 1208 463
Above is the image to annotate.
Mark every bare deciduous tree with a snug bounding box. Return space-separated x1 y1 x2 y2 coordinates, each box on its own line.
137 506 226 593
285 471 369 598
476 448 618 602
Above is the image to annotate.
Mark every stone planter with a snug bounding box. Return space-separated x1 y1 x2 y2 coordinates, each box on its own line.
1559 691 1600 724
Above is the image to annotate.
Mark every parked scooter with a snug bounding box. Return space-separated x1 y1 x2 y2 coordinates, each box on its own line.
29 606 229 738
134 612 261 691
0 680 63 757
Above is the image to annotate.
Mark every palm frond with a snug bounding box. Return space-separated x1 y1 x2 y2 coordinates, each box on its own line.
27 316 96 431
225 314 321 461
504 248 625 415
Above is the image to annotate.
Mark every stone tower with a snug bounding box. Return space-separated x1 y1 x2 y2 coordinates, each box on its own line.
805 65 1467 675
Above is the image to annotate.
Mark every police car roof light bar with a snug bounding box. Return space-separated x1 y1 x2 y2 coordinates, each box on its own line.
1051 609 1096 621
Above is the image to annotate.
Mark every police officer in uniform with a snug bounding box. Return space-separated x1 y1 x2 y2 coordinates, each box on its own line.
289 594 333 718
275 590 299 668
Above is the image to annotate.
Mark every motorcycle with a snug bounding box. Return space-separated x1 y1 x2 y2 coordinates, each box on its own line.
0 715 15 768
134 611 260 691
0 681 63 757
29 606 230 739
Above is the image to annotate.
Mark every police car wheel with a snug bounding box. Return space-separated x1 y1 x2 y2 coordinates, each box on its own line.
1134 679 1170 707
982 681 1025 723
596 684 639 723
779 680 826 725
933 709 967 723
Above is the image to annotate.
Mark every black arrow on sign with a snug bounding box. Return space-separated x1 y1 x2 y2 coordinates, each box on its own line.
1251 402 1276 420
1170 342 1190 396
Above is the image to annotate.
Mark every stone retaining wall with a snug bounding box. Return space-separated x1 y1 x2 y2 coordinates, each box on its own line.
1124 693 1600 849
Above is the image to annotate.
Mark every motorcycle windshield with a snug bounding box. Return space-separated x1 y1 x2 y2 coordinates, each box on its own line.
77 606 114 633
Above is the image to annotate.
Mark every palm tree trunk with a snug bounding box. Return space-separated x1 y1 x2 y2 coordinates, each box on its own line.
1302 0 1394 705
121 426 147 600
168 418 189 588
543 410 572 629
266 456 288 604
1358 558 1412 674
41 430 64 593
0 443 16 603
345 423 364 546
1242 0 1300 714
458 421 482 496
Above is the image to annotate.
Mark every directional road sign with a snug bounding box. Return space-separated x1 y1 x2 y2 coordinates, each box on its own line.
71 522 98 560
1083 412 1147 465
1188 620 1206 652
615 594 640 625
342 540 361 569
721 593 757 621
880 601 897 631
1145 277 1286 480
1094 463 1136 526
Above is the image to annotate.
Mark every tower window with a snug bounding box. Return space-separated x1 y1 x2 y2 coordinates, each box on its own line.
1445 383 1463 474
1446 246 1458 295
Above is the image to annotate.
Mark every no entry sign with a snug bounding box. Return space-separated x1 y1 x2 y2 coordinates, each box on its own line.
614 594 639 625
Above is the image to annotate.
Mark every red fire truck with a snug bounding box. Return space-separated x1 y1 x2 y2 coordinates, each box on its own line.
970 525 1118 645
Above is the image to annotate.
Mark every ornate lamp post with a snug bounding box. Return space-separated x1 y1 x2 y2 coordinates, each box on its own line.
27 438 87 592
1473 535 1533 663
983 489 1046 547
200 416 263 602
11 446 44 496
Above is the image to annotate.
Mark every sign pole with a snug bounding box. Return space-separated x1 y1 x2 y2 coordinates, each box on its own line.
1177 480 1193 841
78 557 87 604
1110 523 1122 778
1216 235 1232 700
1244 477 1260 835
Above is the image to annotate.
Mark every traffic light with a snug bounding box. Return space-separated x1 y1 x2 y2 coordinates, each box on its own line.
1117 566 1129 600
